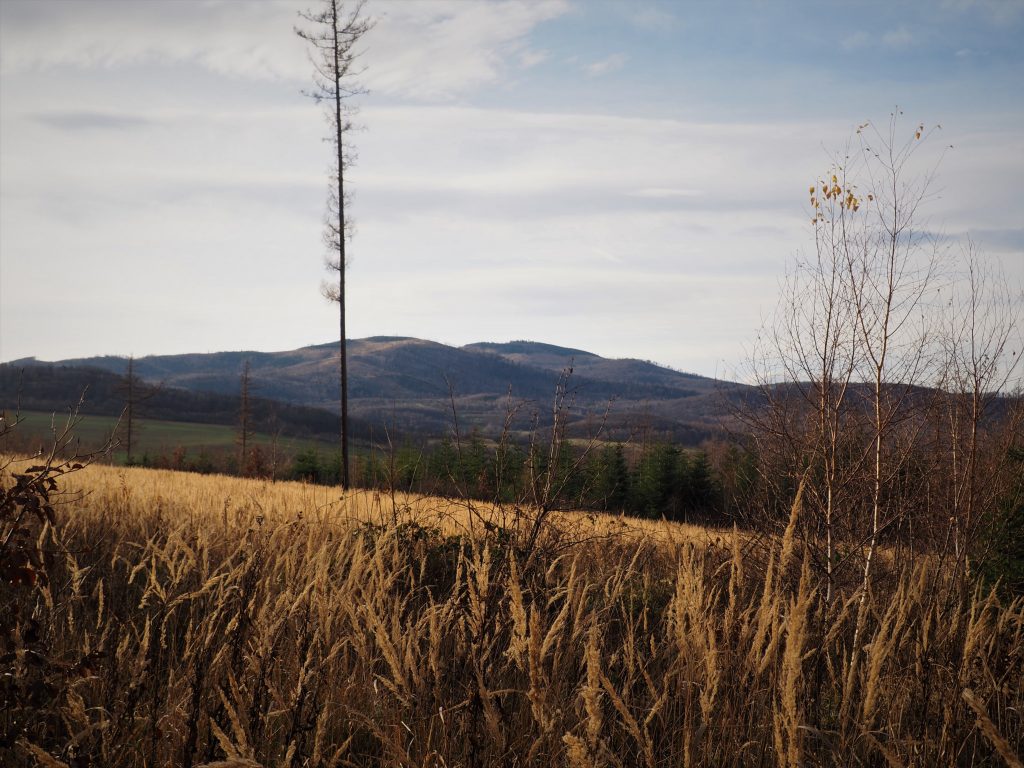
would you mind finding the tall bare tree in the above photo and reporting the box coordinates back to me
[297,0,371,490]
[768,162,862,604]
[118,355,159,465]
[237,359,253,475]
[121,356,138,464]
[845,115,944,598]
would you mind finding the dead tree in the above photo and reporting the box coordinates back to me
[118,356,159,464]
[296,0,372,490]
[237,359,254,475]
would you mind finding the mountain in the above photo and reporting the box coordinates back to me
[6,338,744,444]
[463,340,716,395]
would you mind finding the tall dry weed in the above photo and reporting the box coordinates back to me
[2,463,1021,767]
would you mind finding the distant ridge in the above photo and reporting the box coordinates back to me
[466,340,598,359]
[5,338,743,444]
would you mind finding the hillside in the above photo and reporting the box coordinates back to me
[0,362,370,444]
[464,340,714,393]
[6,337,743,444]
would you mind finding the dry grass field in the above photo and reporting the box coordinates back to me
[3,459,1023,767]
[54,463,728,547]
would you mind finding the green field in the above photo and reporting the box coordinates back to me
[4,409,333,463]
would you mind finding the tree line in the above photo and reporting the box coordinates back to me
[289,436,725,519]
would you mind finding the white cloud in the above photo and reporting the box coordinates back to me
[628,6,677,31]
[0,0,570,101]
[630,187,703,199]
[519,49,550,69]
[841,31,871,51]
[842,26,915,51]
[0,0,303,79]
[585,53,628,76]
[941,0,1024,24]
[881,27,915,49]
[30,109,155,131]
[1,0,1021,375]
[354,106,842,213]
[9,87,1016,373]
[363,0,569,100]
[0,97,835,370]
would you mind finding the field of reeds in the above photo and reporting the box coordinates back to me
[3,461,1022,767]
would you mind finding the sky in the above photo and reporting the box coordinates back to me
[1,0,1022,379]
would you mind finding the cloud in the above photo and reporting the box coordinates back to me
[881,27,914,49]
[963,227,1024,254]
[355,105,835,205]
[841,31,871,51]
[941,0,1024,24]
[2,1,1021,374]
[628,6,677,31]
[585,53,628,76]
[630,187,703,199]
[30,110,154,131]
[842,26,915,51]
[365,0,570,100]
[0,0,570,101]
[0,0,303,79]
[519,49,549,69]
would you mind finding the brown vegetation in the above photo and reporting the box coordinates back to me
[2,461,1021,767]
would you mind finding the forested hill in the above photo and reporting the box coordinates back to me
[6,337,743,444]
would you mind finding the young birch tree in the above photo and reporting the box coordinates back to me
[782,160,862,604]
[939,246,1023,570]
[845,115,944,598]
[744,158,870,605]
[745,115,946,603]
[297,0,371,490]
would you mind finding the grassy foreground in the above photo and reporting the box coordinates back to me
[3,463,1022,767]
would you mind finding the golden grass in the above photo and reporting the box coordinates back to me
[55,461,729,545]
[3,461,1021,767]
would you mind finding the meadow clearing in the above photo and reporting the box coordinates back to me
[9,410,332,469]
[3,458,1022,767]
